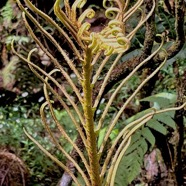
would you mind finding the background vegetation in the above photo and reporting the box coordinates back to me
[0,0,186,185]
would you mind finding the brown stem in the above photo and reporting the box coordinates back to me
[164,0,174,14]
[139,0,156,109]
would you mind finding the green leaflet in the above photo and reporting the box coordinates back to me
[98,127,107,149]
[98,127,119,148]
[147,118,167,135]
[140,92,177,109]
[114,134,148,186]
[154,113,176,130]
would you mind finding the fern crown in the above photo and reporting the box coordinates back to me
[54,0,134,55]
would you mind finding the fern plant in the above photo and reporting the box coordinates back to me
[12,0,186,185]
[0,0,13,26]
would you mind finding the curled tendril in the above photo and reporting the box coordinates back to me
[78,22,91,37]
[103,0,114,9]
[72,0,87,9]
[88,33,100,54]
[108,20,122,29]
[103,44,114,56]
[111,27,122,36]
[71,0,87,21]
[105,7,120,19]
[92,43,101,54]
[89,33,98,48]
[116,35,129,46]
[87,30,130,56]
[67,0,130,55]
[78,8,95,26]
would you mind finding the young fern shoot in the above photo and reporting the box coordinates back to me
[12,0,186,185]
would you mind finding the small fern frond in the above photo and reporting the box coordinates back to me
[113,102,186,185]
[21,12,83,104]
[147,118,168,135]
[0,0,13,25]
[154,112,176,129]
[114,131,148,186]
[142,92,179,133]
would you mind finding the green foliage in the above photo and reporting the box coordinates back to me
[147,118,167,135]
[114,92,177,185]
[141,93,176,108]
[54,109,79,152]
[0,0,34,95]
[115,131,148,186]
[144,93,177,133]
[98,127,119,149]
[0,105,63,186]
[0,0,14,25]
[156,5,175,38]
[6,35,30,46]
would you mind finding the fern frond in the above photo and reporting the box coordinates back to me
[23,128,82,186]
[99,52,168,157]
[16,0,82,81]
[12,0,186,185]
[113,102,186,185]
[97,35,165,131]
[114,132,148,186]
[0,0,13,25]
[23,0,82,58]
[12,44,87,144]
[21,12,83,104]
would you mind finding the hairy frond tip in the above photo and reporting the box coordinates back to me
[53,0,131,56]
[53,0,152,56]
[79,0,131,55]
